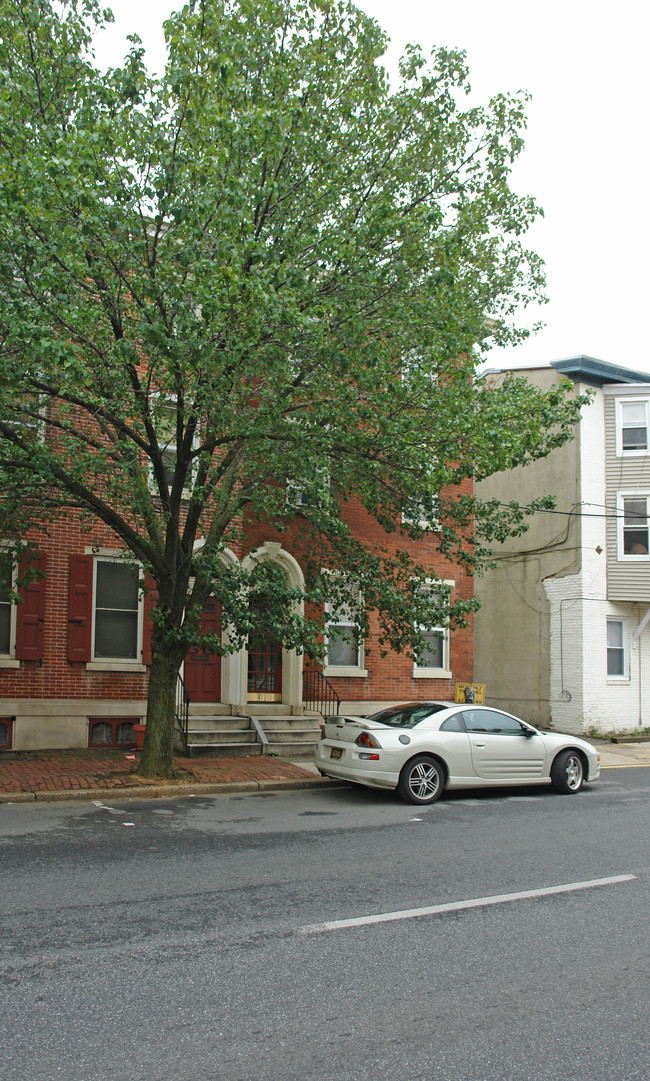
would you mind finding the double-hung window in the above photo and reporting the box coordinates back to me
[149,394,196,498]
[401,495,439,532]
[92,558,141,661]
[0,551,46,666]
[400,460,440,532]
[4,390,45,443]
[0,555,15,657]
[68,554,146,668]
[324,581,366,676]
[607,619,626,678]
[617,398,649,455]
[618,494,650,557]
[286,462,330,510]
[413,583,452,677]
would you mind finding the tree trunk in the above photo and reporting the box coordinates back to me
[138,648,183,780]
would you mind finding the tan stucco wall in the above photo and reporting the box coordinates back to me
[473,367,582,724]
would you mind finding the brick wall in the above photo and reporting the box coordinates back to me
[2,480,474,745]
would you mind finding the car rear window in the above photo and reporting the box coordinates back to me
[366,703,449,728]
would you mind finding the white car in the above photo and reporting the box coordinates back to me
[315,702,600,804]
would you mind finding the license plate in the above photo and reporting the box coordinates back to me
[330,747,343,760]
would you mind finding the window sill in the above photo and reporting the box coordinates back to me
[323,666,368,678]
[86,661,147,673]
[413,668,452,679]
[0,658,20,669]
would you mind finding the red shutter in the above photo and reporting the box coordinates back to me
[142,576,158,665]
[67,555,93,662]
[15,553,46,662]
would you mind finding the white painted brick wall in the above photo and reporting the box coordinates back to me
[545,384,650,733]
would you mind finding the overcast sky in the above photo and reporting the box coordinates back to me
[93,0,650,374]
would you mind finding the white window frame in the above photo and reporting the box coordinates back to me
[400,496,440,532]
[400,458,440,532]
[616,397,650,456]
[0,554,19,667]
[606,618,627,680]
[617,492,650,560]
[6,390,46,442]
[323,578,367,677]
[148,393,197,499]
[90,556,144,666]
[413,580,453,679]
[286,462,330,510]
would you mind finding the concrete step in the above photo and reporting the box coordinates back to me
[187,729,257,745]
[267,741,320,756]
[243,703,298,717]
[185,741,263,758]
[264,728,322,744]
[185,716,252,732]
[185,703,235,717]
[256,717,322,735]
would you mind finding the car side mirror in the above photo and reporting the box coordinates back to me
[520,725,534,738]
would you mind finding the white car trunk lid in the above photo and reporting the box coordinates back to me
[324,717,385,744]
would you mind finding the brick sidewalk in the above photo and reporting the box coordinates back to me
[0,747,318,797]
[3,741,647,803]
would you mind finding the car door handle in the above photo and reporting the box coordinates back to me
[472,741,486,748]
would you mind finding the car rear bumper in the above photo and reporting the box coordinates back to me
[315,741,399,790]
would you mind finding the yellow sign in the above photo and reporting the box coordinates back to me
[455,682,485,705]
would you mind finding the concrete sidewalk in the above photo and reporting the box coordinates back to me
[592,739,650,768]
[1,739,648,804]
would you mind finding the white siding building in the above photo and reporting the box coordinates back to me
[474,356,650,735]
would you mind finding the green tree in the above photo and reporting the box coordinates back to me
[0,0,586,778]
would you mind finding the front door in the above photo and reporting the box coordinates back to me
[248,636,283,702]
[184,599,222,703]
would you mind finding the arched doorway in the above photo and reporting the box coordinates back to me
[183,544,241,707]
[242,543,305,710]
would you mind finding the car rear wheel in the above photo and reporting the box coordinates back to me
[397,755,444,805]
[550,750,584,793]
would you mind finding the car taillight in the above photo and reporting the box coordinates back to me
[355,731,382,749]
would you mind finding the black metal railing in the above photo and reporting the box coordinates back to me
[302,666,341,717]
[176,673,190,751]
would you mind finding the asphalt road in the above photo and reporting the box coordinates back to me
[1,769,649,1081]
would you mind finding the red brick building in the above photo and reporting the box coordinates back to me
[1,484,473,753]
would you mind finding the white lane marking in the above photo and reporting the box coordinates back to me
[300,874,637,934]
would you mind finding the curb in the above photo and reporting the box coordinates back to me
[0,775,332,805]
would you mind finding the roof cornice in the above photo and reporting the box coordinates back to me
[551,355,650,386]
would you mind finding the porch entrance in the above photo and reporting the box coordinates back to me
[183,598,222,703]
[248,636,283,702]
